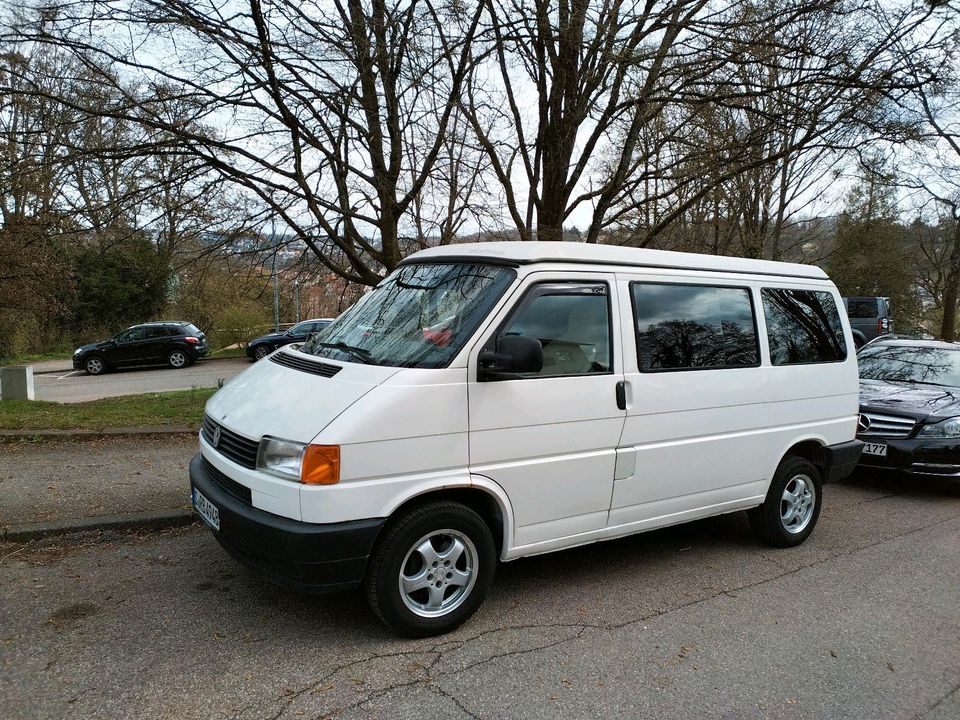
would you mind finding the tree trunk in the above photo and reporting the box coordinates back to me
[941,218,960,342]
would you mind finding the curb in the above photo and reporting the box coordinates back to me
[0,426,197,443]
[29,355,245,375]
[2,509,197,543]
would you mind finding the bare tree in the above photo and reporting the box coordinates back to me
[6,0,486,284]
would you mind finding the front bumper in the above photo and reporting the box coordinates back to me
[189,454,384,593]
[855,436,960,478]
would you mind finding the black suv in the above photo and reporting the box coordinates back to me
[73,322,209,375]
[843,296,894,348]
[245,318,332,361]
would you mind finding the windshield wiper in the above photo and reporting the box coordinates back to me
[310,341,374,364]
[887,378,950,388]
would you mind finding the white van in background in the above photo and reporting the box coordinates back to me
[190,242,863,636]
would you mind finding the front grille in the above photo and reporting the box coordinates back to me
[270,351,342,377]
[201,414,259,468]
[204,458,252,506]
[858,411,917,439]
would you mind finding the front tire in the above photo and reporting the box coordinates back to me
[749,456,822,548]
[84,356,106,375]
[253,345,270,361]
[167,349,189,369]
[364,502,496,638]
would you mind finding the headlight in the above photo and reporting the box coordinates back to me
[256,436,340,484]
[73,348,82,355]
[917,417,960,439]
[256,436,306,480]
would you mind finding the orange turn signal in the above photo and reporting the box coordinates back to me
[300,445,340,485]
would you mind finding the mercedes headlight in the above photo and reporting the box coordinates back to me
[917,417,960,439]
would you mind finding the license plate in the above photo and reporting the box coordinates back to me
[192,487,220,531]
[862,442,888,457]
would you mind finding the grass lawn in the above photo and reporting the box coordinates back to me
[3,351,73,364]
[0,388,216,431]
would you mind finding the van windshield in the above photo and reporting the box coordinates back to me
[302,262,516,368]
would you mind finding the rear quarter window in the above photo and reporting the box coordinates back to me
[762,289,847,365]
[845,298,879,318]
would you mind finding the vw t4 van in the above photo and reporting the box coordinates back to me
[190,242,862,636]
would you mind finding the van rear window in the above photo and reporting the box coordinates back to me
[631,283,759,371]
[762,289,847,365]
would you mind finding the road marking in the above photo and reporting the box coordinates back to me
[56,371,82,380]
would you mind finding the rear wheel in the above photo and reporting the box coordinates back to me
[364,502,496,637]
[749,456,822,547]
[84,356,106,375]
[167,349,189,369]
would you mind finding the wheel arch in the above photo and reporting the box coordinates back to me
[779,437,828,475]
[379,477,514,560]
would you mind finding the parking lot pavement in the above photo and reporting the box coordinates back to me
[31,359,249,403]
[0,436,196,528]
[1,473,958,720]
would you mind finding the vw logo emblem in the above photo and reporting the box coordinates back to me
[857,414,870,433]
[211,425,222,448]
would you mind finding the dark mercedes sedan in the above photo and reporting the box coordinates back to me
[856,338,960,478]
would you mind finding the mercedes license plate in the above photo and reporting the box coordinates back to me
[862,442,888,457]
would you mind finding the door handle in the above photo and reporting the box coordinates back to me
[616,380,627,410]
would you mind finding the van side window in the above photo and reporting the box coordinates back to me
[761,288,847,365]
[500,283,612,376]
[631,283,758,371]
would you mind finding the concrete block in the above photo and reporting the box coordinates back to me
[0,365,35,400]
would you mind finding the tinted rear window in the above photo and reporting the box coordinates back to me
[845,298,879,318]
[183,324,202,336]
[762,289,847,364]
[631,283,759,371]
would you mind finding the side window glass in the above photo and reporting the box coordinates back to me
[118,327,146,342]
[631,283,758,371]
[500,284,612,377]
[761,288,847,365]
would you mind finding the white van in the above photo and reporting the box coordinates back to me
[190,242,862,636]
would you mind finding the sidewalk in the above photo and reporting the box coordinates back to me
[0,434,199,540]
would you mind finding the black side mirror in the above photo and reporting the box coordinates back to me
[478,335,543,381]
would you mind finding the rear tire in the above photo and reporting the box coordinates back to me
[167,349,189,369]
[749,456,822,548]
[364,501,496,638]
[84,356,106,375]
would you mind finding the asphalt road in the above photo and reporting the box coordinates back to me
[31,359,250,403]
[2,472,958,720]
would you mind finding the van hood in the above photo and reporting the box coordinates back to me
[204,349,401,443]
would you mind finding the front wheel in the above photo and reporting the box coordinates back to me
[167,349,189,369]
[749,456,822,548]
[253,345,270,361]
[364,502,496,637]
[84,356,106,375]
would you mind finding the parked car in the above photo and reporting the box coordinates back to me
[73,321,209,375]
[855,337,960,477]
[843,296,894,348]
[245,318,333,361]
[190,242,861,637]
